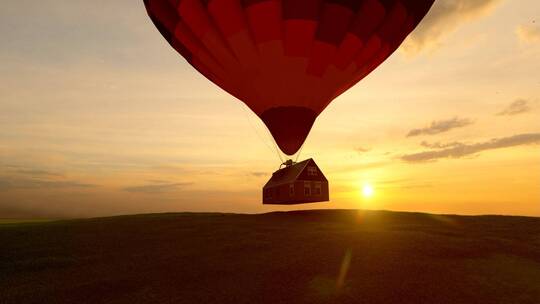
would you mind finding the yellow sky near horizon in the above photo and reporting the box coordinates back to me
[0,0,539,218]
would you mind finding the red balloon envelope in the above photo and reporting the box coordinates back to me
[144,0,434,155]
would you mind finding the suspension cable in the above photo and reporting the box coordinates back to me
[294,143,305,163]
[238,103,283,163]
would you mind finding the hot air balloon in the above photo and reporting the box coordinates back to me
[143,0,435,204]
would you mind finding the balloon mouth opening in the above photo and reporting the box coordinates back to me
[260,106,317,155]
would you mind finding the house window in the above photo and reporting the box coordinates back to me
[314,182,322,196]
[289,184,295,196]
[304,182,311,196]
[307,166,318,176]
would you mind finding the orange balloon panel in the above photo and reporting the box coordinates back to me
[144,0,434,155]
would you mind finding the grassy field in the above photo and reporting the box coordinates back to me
[1,210,540,304]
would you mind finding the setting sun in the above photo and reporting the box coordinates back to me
[362,184,375,198]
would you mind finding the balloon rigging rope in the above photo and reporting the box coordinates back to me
[271,137,285,163]
[238,103,284,163]
[295,143,305,163]
[263,124,284,163]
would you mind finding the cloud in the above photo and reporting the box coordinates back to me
[407,117,474,137]
[420,141,464,149]
[0,178,95,191]
[147,179,171,184]
[402,133,540,162]
[355,146,371,153]
[516,24,540,44]
[402,0,503,55]
[123,182,192,194]
[0,165,63,178]
[0,167,94,191]
[15,169,63,177]
[497,99,533,116]
[250,172,267,177]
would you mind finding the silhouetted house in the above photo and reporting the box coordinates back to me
[263,159,329,204]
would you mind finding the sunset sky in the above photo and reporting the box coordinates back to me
[1,0,539,218]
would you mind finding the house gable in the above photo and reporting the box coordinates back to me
[297,160,328,182]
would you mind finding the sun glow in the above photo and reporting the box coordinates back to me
[362,184,375,198]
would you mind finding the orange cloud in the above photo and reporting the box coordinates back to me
[406,117,474,137]
[402,133,540,162]
[497,99,533,116]
[516,25,540,43]
[403,0,503,55]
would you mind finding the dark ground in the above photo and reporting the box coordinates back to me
[1,210,540,304]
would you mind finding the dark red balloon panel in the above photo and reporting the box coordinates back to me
[144,0,434,155]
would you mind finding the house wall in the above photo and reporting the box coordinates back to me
[263,181,329,204]
[263,184,297,204]
[297,180,329,202]
[278,184,289,201]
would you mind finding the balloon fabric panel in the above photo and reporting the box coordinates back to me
[144,0,434,155]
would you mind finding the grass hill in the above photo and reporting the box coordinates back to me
[1,210,540,303]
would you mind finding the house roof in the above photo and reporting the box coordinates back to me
[264,159,323,188]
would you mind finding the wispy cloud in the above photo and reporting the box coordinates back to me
[15,169,63,177]
[402,133,540,162]
[355,146,371,153]
[516,24,540,44]
[0,178,95,191]
[403,0,503,55]
[123,182,192,194]
[0,165,63,178]
[0,166,93,191]
[497,99,532,116]
[250,172,267,177]
[420,141,464,149]
[407,117,474,137]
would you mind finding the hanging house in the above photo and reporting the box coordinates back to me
[263,159,329,205]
